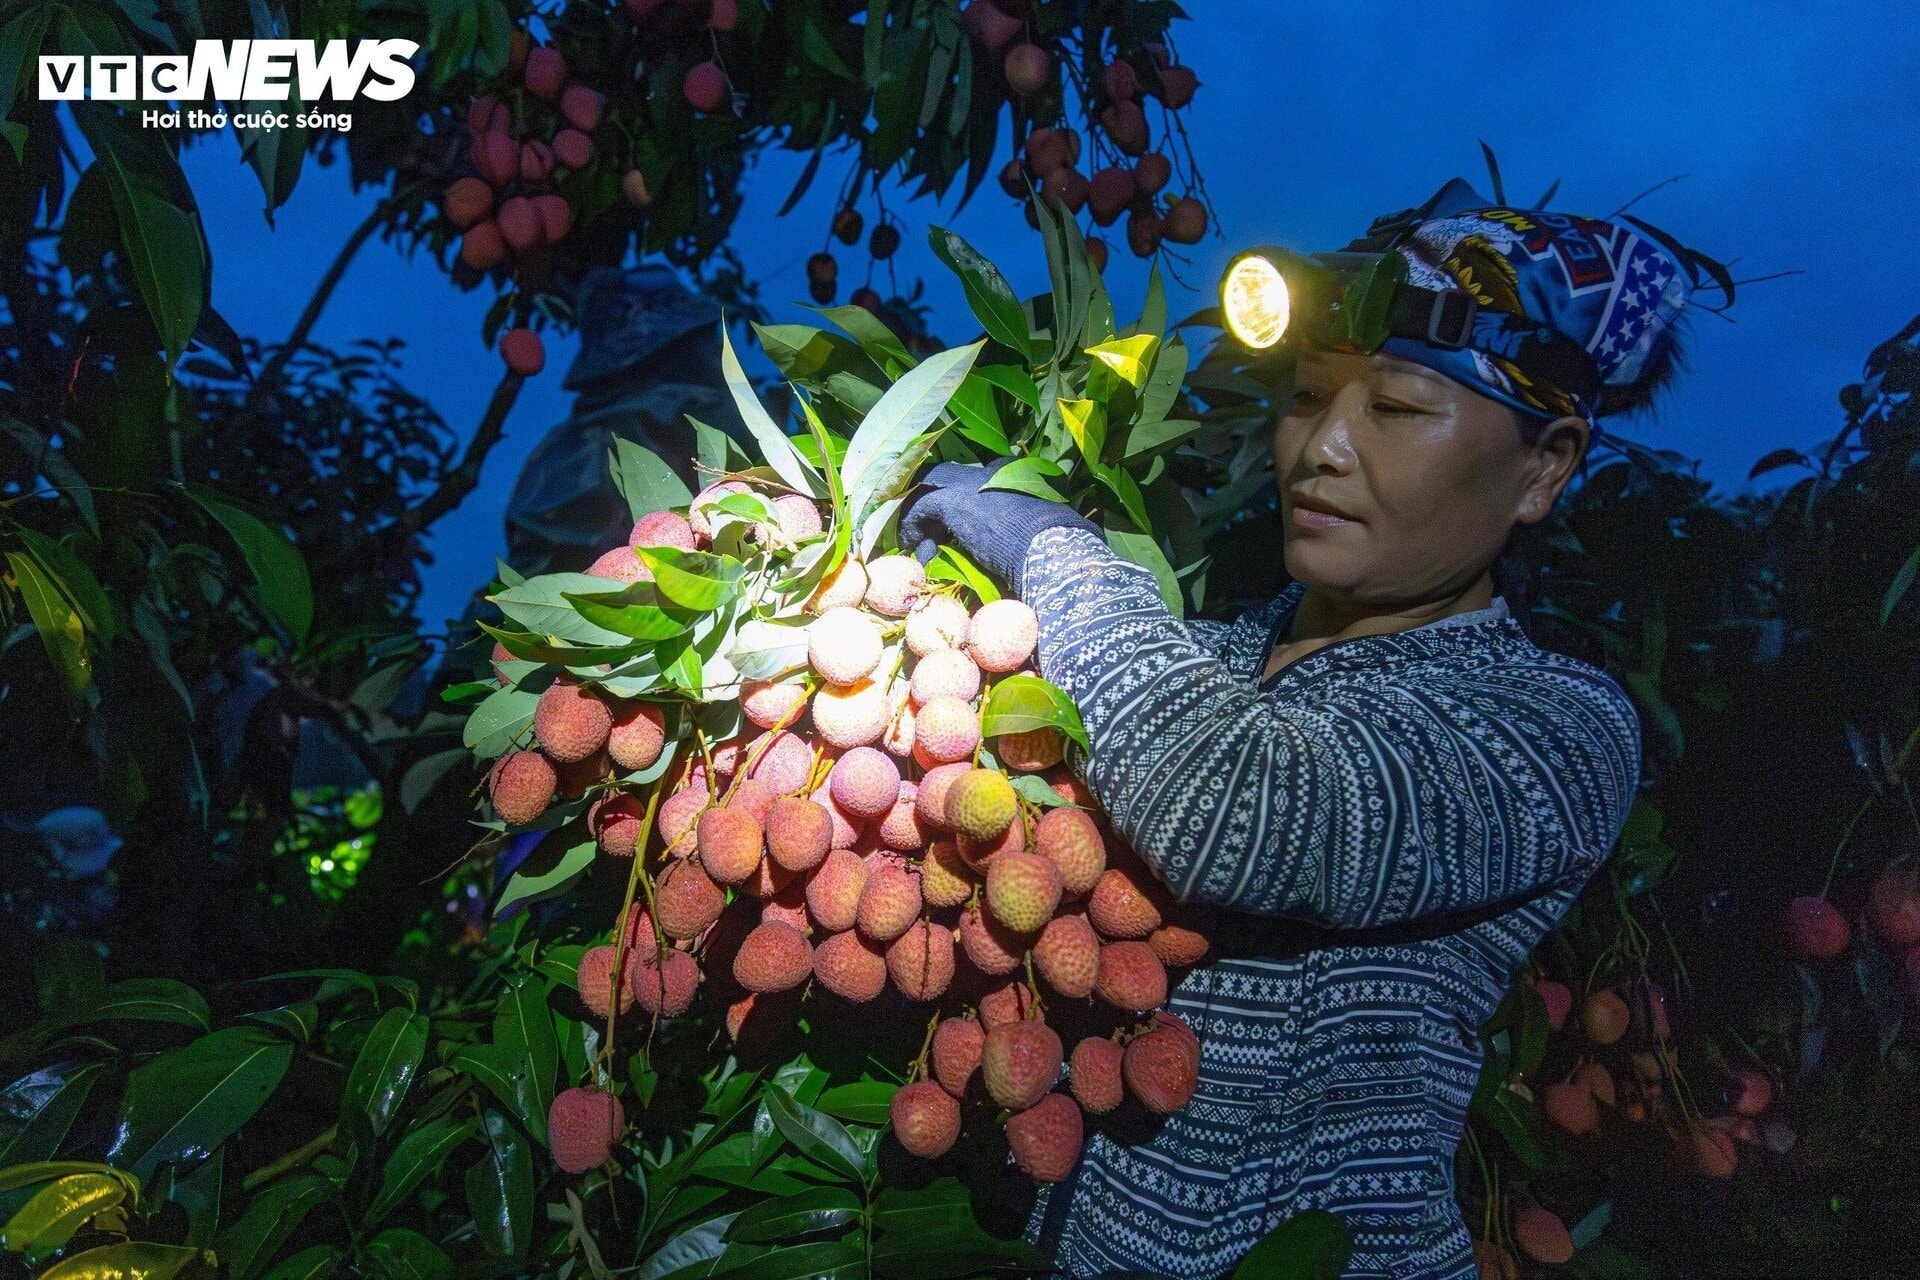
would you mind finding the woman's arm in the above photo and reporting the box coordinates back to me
[1022,527,1641,929]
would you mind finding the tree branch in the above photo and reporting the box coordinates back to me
[397,369,525,536]
[248,189,407,398]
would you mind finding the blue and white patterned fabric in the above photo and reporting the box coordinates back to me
[1018,527,1641,1280]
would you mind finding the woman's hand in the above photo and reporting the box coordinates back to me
[898,461,1096,593]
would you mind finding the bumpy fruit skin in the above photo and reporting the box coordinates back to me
[957,819,1026,870]
[742,679,809,730]
[1150,1011,1201,1073]
[1094,941,1168,1013]
[743,729,813,795]
[762,493,822,544]
[977,980,1036,1031]
[807,557,868,614]
[630,510,696,550]
[1033,913,1100,998]
[445,176,493,228]
[967,599,1038,672]
[1006,1093,1082,1182]
[1003,42,1051,96]
[808,606,885,686]
[1088,869,1163,939]
[932,1017,985,1096]
[1543,1081,1599,1136]
[1785,895,1850,960]
[536,675,613,763]
[958,903,1025,975]
[697,806,764,884]
[655,861,726,939]
[982,1019,1064,1110]
[523,45,566,98]
[560,83,605,131]
[766,796,833,871]
[812,789,864,849]
[945,768,1018,840]
[577,944,635,1017]
[912,696,981,765]
[996,726,1065,772]
[807,848,869,933]
[462,221,508,270]
[1147,922,1209,968]
[734,922,813,993]
[549,1086,624,1174]
[1582,991,1631,1045]
[986,851,1065,933]
[831,747,902,819]
[856,863,923,942]
[878,783,928,851]
[687,481,748,541]
[915,763,972,830]
[630,947,699,1016]
[591,791,645,857]
[882,701,916,758]
[608,702,666,772]
[811,678,890,748]
[553,749,609,799]
[813,930,889,1001]
[1123,1028,1198,1113]
[491,750,557,825]
[659,785,709,854]
[905,595,971,655]
[920,839,976,908]
[891,1079,962,1158]
[863,554,927,616]
[910,648,982,705]
[1036,806,1105,895]
[886,920,956,1000]
[1513,1206,1574,1266]
[1070,1036,1125,1113]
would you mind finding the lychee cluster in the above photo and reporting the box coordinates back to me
[483,475,1212,1181]
[449,35,603,277]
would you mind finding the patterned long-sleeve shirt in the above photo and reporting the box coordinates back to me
[1018,527,1641,1280]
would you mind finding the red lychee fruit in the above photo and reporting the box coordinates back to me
[1869,863,1920,948]
[589,546,643,583]
[961,0,1021,53]
[932,1016,984,1096]
[466,94,506,138]
[1148,1011,1200,1072]
[946,768,1018,841]
[576,944,635,1018]
[1069,1036,1125,1114]
[810,607,884,686]
[811,678,890,749]
[905,595,971,656]
[490,750,556,825]
[1582,990,1631,1045]
[1147,921,1208,968]
[522,46,565,98]
[549,1086,623,1173]
[654,860,726,939]
[445,176,493,228]
[1123,1027,1197,1113]
[1513,1206,1573,1266]
[1543,1081,1599,1136]
[591,791,646,857]
[1161,196,1206,245]
[807,557,868,613]
[606,702,665,773]
[1006,1093,1082,1182]
[1003,43,1051,96]
[553,749,609,800]
[958,902,1026,975]
[915,762,973,831]
[1151,64,1199,108]
[1088,869,1163,939]
[500,326,546,377]
[878,783,928,851]
[811,788,864,850]
[1691,1128,1737,1178]
[1786,895,1850,960]
[890,1079,961,1158]
[920,839,976,909]
[1533,977,1573,1030]
[697,806,764,885]
[560,84,605,132]
[856,862,923,942]
[518,139,554,185]
[912,696,980,765]
[957,818,1027,872]
[981,1018,1063,1110]
[1132,152,1171,196]
[734,921,813,993]
[552,128,593,170]
[1101,60,1138,102]
[708,0,738,29]
[1033,913,1099,999]
[886,920,955,1000]
[1100,100,1148,156]
[911,649,982,705]
[532,193,572,243]
[630,946,699,1017]
[630,509,696,550]
[766,795,833,871]
[807,848,869,933]
[1085,238,1110,273]
[831,747,902,820]
[1575,1061,1616,1107]
[1731,1068,1773,1117]
[683,60,727,111]
[535,675,610,762]
[474,131,520,188]
[1095,941,1167,1013]
[659,785,708,856]
[1126,210,1162,259]
[966,599,1038,672]
[1035,806,1105,897]
[813,930,888,1002]
[986,851,1064,934]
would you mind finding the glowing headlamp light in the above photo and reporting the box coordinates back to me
[1218,247,1477,355]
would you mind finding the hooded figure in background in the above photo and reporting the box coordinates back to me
[503,265,734,578]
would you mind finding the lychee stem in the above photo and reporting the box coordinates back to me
[1021,953,1048,1016]
[600,784,664,1081]
[908,1012,940,1084]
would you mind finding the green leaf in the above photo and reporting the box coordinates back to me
[236,105,305,225]
[711,1240,864,1280]
[728,619,811,682]
[563,581,696,643]
[215,1173,333,1280]
[39,1242,217,1279]
[1882,542,1920,626]
[814,1080,898,1126]
[981,673,1087,749]
[1008,773,1074,810]
[843,341,984,524]
[363,1227,453,1280]
[1086,335,1160,390]
[492,978,557,1143]
[0,417,96,534]
[462,685,536,759]
[465,1110,531,1258]
[1059,397,1108,468]
[15,527,111,643]
[400,748,470,815]
[367,1115,472,1224]
[1140,335,1189,424]
[611,437,694,521]
[259,1245,340,1280]
[946,375,1012,454]
[0,1062,109,1167]
[341,1008,429,1139]
[724,1185,862,1243]
[495,838,597,917]
[491,573,641,647]
[1104,524,1183,615]
[1123,418,1200,460]
[633,547,745,612]
[0,1172,126,1255]
[1229,1210,1355,1279]
[108,1026,293,1184]
[927,227,1031,359]
[971,364,1040,411]
[924,545,1000,604]
[0,1161,131,1197]
[639,1213,740,1280]
[7,550,90,697]
[979,455,1067,504]
[182,483,313,642]
[57,979,209,1033]
[68,100,206,372]
[720,323,821,497]
[761,1084,863,1183]
[812,304,915,374]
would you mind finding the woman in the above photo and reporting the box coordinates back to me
[901,181,1704,1278]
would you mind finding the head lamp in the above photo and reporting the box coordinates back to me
[1218,246,1477,355]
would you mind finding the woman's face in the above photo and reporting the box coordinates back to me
[1271,350,1586,607]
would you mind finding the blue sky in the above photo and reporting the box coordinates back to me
[180,0,1920,632]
